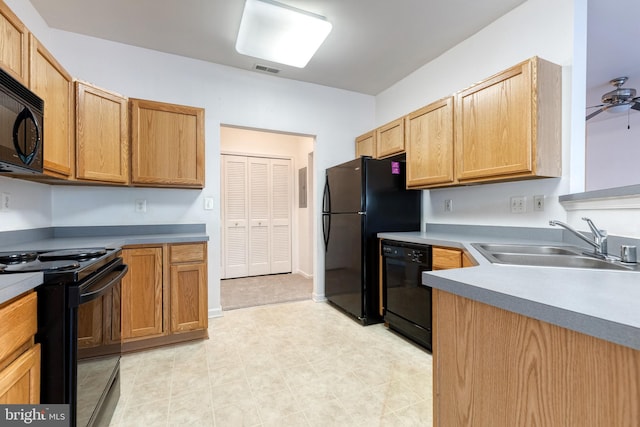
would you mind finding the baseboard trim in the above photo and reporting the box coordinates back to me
[209,307,223,318]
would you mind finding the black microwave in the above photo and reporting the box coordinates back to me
[0,67,44,174]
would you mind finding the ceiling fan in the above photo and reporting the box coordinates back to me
[586,76,640,121]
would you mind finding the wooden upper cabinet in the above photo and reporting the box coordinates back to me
[455,56,561,183]
[355,131,376,158]
[130,98,205,188]
[75,81,129,184]
[406,97,455,188]
[29,35,74,178]
[375,117,405,158]
[0,1,28,84]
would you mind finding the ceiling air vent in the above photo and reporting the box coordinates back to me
[254,64,280,74]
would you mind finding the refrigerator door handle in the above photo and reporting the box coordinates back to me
[358,211,365,215]
[322,178,331,213]
[322,214,330,251]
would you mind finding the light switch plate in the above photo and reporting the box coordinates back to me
[204,197,214,210]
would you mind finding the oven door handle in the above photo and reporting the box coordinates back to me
[80,264,128,304]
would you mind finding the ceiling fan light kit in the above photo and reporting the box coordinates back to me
[586,76,640,121]
[235,0,332,68]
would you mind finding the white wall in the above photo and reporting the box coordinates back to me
[0,176,51,231]
[5,0,375,316]
[220,126,314,278]
[585,113,640,191]
[376,0,577,230]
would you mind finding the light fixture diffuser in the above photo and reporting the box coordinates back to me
[235,0,332,68]
[606,103,631,114]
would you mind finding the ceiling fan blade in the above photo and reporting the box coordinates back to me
[586,103,605,109]
[586,108,605,120]
[631,101,640,112]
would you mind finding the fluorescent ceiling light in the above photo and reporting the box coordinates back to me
[235,0,332,68]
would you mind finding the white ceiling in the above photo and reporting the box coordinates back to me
[587,0,640,121]
[27,0,526,95]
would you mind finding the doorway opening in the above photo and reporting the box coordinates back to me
[220,125,315,310]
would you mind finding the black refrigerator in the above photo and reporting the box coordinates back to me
[322,156,421,325]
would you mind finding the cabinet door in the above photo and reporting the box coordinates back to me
[455,60,533,181]
[355,131,376,158]
[130,98,205,188]
[29,35,74,178]
[122,247,164,339]
[170,263,207,333]
[0,1,28,84]
[76,81,129,184]
[406,97,454,188]
[376,117,405,158]
[0,344,40,404]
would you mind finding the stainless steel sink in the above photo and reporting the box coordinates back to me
[473,243,582,256]
[490,253,633,271]
[471,243,638,271]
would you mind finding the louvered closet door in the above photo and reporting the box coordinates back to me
[222,155,292,278]
[248,158,270,276]
[223,155,249,278]
[270,159,292,274]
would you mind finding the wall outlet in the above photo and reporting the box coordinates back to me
[533,195,545,211]
[444,199,453,212]
[135,199,147,213]
[510,196,526,213]
[1,192,9,212]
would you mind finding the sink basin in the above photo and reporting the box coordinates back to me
[471,243,638,271]
[490,253,633,271]
[473,243,581,256]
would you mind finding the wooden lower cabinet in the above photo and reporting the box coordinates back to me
[170,243,208,333]
[432,289,640,427]
[432,246,474,270]
[122,246,163,339]
[0,292,40,404]
[121,243,208,351]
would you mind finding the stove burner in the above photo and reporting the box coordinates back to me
[0,251,38,264]
[39,248,107,261]
[1,260,81,273]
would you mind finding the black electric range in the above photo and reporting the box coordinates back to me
[0,246,128,427]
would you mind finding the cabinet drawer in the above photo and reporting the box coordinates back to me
[432,247,462,270]
[170,243,206,263]
[0,292,37,364]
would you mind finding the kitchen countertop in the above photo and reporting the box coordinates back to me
[0,232,208,253]
[0,273,43,306]
[0,224,209,305]
[378,229,640,351]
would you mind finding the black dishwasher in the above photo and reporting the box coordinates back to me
[381,240,432,350]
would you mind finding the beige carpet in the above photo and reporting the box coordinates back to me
[221,273,313,310]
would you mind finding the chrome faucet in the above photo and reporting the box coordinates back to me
[549,217,608,257]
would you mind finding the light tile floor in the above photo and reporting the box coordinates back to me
[109,300,433,426]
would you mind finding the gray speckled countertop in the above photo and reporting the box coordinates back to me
[378,229,640,351]
[0,225,209,305]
